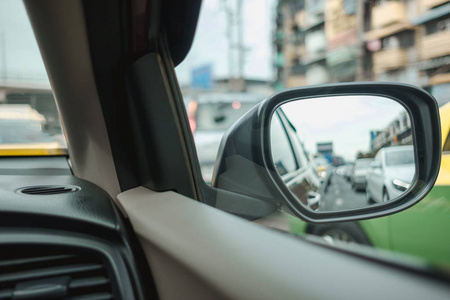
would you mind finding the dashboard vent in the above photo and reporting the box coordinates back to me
[17,185,81,195]
[0,248,114,300]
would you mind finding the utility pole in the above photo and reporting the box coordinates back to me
[355,0,365,81]
[221,0,236,91]
[1,32,6,81]
[221,0,247,92]
[236,0,246,91]
[221,0,235,81]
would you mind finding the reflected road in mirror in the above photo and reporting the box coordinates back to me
[271,95,416,212]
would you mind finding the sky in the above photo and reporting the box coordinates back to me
[1,0,275,86]
[0,0,410,163]
[175,0,276,86]
[281,96,407,162]
[0,0,49,83]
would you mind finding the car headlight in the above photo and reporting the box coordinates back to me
[318,171,327,178]
[316,166,327,178]
[392,179,410,192]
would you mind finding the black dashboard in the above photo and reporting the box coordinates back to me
[0,157,153,300]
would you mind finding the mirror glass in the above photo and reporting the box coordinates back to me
[271,95,415,212]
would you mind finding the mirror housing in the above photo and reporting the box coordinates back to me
[212,82,441,223]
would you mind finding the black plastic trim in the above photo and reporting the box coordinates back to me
[125,53,196,198]
[0,230,135,300]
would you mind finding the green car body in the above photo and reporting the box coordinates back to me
[361,185,450,267]
[289,186,450,267]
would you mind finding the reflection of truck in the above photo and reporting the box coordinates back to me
[316,142,333,163]
[315,142,334,190]
[186,93,265,183]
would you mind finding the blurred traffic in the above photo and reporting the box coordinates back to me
[0,104,66,155]
[187,93,265,183]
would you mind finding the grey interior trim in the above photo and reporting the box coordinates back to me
[254,210,291,232]
[118,186,450,300]
[24,0,121,204]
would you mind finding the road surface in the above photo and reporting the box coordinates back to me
[321,175,367,211]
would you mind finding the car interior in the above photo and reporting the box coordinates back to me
[0,1,449,299]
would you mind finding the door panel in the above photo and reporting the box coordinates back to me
[118,186,450,300]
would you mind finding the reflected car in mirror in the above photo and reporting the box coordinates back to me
[271,109,322,210]
[366,145,416,204]
[351,158,374,192]
[276,94,415,213]
[212,82,440,224]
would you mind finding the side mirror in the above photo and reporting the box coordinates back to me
[212,83,440,223]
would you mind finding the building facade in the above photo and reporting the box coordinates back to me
[274,0,450,106]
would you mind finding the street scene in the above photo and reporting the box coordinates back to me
[0,0,448,298]
[0,0,448,277]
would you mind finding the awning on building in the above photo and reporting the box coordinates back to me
[418,56,450,70]
[430,73,450,85]
[365,23,413,41]
[303,54,326,65]
[412,3,450,25]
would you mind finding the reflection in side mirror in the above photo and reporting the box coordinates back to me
[212,82,440,223]
[370,161,382,169]
[271,95,416,212]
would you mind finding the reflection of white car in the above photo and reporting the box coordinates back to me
[351,158,373,191]
[366,145,415,203]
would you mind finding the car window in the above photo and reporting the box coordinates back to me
[176,0,450,269]
[0,1,66,156]
[385,148,415,166]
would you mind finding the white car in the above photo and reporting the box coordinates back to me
[351,158,373,191]
[366,145,415,203]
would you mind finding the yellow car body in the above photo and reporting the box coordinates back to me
[0,104,67,156]
[436,102,450,186]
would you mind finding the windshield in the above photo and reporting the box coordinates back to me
[386,149,415,166]
[0,1,67,156]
